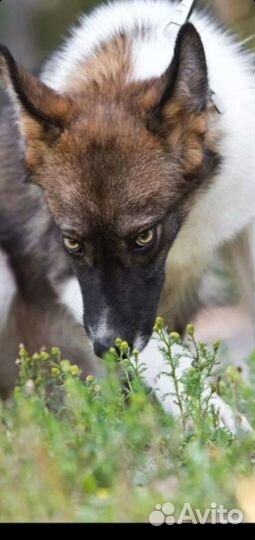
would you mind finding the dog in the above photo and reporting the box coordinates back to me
[0,0,254,429]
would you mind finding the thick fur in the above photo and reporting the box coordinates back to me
[0,1,254,429]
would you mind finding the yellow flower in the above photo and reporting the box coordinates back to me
[60,359,71,372]
[40,351,49,361]
[170,331,181,342]
[19,344,27,357]
[120,340,129,353]
[155,316,164,328]
[70,365,80,376]
[51,347,61,356]
[186,323,195,337]
[97,488,109,499]
[51,367,60,377]
[115,337,122,348]
[153,316,164,333]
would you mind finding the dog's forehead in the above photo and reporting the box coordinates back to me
[50,123,169,222]
[47,148,171,237]
[41,102,181,235]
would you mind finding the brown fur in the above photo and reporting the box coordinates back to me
[21,79,219,240]
[66,34,132,93]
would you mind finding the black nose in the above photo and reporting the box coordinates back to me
[93,341,111,358]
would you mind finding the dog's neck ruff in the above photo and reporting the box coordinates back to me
[168,0,224,114]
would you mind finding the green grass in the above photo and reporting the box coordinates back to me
[0,323,254,523]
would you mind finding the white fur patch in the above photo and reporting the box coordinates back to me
[134,335,147,352]
[91,309,115,345]
[56,280,115,346]
[57,277,84,324]
[0,250,16,332]
[42,0,176,89]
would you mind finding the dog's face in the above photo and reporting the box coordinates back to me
[40,119,183,353]
[0,24,220,355]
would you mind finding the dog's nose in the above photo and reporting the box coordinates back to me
[93,341,111,358]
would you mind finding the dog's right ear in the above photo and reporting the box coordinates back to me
[139,23,209,133]
[0,46,71,169]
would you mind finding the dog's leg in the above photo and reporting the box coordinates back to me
[136,334,252,433]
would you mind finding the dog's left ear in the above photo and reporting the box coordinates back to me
[0,45,71,168]
[146,23,209,129]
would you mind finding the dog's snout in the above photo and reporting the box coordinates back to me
[93,341,111,358]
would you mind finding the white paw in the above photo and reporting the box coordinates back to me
[136,334,253,434]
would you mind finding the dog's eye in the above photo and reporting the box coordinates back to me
[62,236,82,254]
[136,228,155,248]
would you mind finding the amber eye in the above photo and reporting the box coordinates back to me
[63,236,81,254]
[135,228,155,248]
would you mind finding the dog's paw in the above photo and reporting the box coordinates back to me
[136,334,253,435]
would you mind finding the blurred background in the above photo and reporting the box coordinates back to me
[0,0,254,82]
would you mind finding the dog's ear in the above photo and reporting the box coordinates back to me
[145,23,209,130]
[0,46,71,168]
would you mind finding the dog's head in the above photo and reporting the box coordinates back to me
[0,24,220,355]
